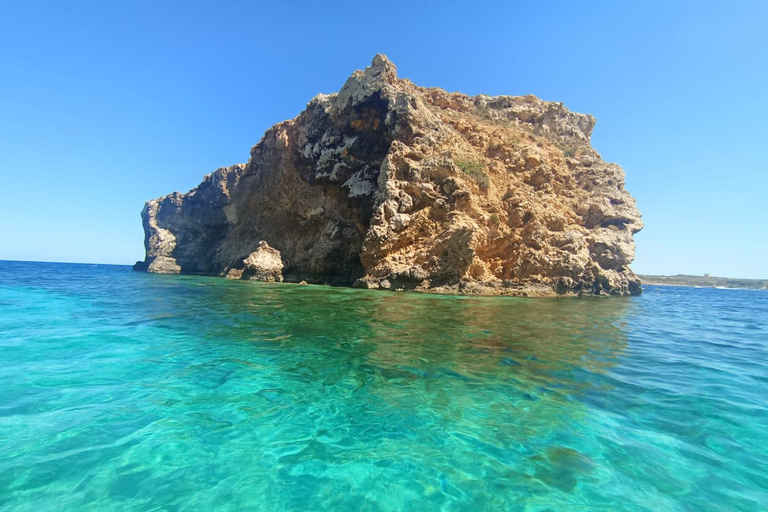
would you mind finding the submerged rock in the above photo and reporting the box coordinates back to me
[134,54,643,296]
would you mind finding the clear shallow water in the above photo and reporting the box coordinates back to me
[1,261,767,511]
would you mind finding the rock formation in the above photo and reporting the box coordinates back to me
[229,241,284,282]
[134,54,643,296]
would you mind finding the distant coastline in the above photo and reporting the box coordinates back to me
[639,274,768,290]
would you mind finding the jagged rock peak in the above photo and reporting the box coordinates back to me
[134,54,643,297]
[370,53,397,75]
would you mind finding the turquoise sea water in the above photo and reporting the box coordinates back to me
[0,261,767,511]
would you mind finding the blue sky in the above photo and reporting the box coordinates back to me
[1,1,766,278]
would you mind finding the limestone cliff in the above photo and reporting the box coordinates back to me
[134,55,643,296]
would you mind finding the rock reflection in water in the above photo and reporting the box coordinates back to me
[130,276,632,508]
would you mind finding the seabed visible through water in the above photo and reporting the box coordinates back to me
[0,261,766,511]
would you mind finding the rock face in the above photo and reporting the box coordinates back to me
[134,55,643,296]
[240,241,284,282]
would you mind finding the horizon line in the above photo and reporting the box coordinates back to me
[1,259,765,281]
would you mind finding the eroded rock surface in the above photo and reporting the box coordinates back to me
[240,241,284,282]
[135,55,643,296]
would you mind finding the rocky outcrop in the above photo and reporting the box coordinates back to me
[238,241,284,282]
[134,55,643,296]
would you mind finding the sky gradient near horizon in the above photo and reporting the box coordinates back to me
[1,1,766,278]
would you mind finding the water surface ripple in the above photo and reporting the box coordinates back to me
[1,261,766,511]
